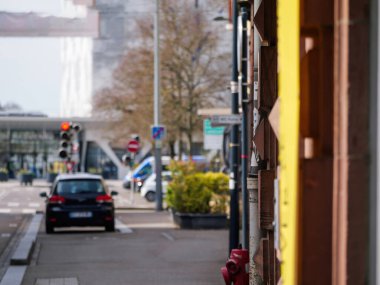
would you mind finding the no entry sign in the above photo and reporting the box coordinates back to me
[127,140,140,153]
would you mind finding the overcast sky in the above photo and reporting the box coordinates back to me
[0,0,61,116]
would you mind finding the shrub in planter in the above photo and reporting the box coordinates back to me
[0,168,8,182]
[88,167,102,175]
[203,172,229,214]
[168,173,213,214]
[46,172,58,183]
[18,170,34,186]
[167,161,229,229]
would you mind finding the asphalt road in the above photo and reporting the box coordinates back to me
[0,180,228,285]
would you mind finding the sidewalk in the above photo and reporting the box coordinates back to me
[105,180,156,210]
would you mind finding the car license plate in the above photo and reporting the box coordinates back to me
[69,212,92,218]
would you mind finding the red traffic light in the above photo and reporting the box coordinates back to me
[61,121,71,131]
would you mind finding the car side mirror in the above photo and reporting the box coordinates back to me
[110,191,118,196]
[40,192,47,198]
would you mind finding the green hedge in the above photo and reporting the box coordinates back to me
[166,161,229,214]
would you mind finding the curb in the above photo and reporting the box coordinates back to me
[10,214,42,265]
[116,207,155,211]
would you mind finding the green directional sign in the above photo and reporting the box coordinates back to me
[204,119,224,136]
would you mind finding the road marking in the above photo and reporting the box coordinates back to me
[28,203,40,208]
[7,203,19,207]
[116,209,156,214]
[161,232,175,241]
[1,233,11,238]
[21,209,36,214]
[0,192,9,201]
[9,224,17,228]
[35,278,79,285]
[0,209,11,214]
[126,222,175,228]
[115,219,133,234]
[0,266,27,285]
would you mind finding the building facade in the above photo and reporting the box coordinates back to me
[230,0,378,284]
[60,0,95,117]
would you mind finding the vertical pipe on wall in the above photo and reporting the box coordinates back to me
[241,6,249,251]
[277,0,300,283]
[229,0,240,252]
[369,0,379,282]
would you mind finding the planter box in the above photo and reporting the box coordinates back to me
[172,212,227,229]
[19,174,34,185]
[46,173,58,183]
[0,172,8,182]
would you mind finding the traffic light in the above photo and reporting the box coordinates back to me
[59,121,72,159]
[122,154,133,167]
[131,134,140,142]
[72,123,81,132]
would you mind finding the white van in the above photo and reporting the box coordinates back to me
[122,156,171,189]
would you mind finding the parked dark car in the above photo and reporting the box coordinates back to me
[40,173,118,234]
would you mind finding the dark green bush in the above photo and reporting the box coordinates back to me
[167,161,229,214]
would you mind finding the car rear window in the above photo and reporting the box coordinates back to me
[56,179,106,195]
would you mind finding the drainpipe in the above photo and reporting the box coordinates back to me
[369,0,379,281]
[229,0,240,253]
[241,5,249,250]
[248,0,263,283]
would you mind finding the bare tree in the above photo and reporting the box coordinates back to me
[94,0,229,155]
[0,102,22,111]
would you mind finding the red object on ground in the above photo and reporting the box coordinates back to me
[221,248,249,285]
[127,140,140,153]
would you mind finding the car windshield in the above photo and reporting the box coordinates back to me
[135,163,152,178]
[56,179,106,195]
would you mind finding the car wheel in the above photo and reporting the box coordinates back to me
[105,221,115,232]
[46,222,54,234]
[145,191,156,202]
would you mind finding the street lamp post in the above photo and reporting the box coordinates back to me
[154,0,163,211]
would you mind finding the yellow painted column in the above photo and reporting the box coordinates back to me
[277,0,300,284]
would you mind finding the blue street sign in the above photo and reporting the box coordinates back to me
[151,125,165,140]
